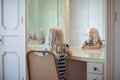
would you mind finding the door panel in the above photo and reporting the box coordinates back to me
[2,52,20,80]
[0,0,25,80]
[3,0,19,30]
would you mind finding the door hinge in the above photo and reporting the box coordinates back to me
[0,36,3,45]
[114,12,117,22]
[21,17,23,24]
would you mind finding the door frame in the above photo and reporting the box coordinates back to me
[105,0,115,80]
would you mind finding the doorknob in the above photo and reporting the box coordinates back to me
[0,38,1,42]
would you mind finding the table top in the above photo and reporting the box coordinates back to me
[69,47,105,62]
[27,44,105,62]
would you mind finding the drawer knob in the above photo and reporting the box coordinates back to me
[94,67,97,71]
[93,79,97,80]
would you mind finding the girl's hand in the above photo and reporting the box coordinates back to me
[82,44,86,48]
[66,48,72,56]
[85,45,91,48]
[84,43,101,49]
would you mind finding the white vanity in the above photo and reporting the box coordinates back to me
[27,43,105,80]
[66,48,105,80]
[87,62,104,80]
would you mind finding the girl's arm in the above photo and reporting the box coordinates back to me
[85,43,101,49]
[66,48,72,56]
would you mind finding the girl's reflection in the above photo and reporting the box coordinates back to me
[82,27,102,49]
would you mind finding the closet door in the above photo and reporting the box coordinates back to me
[0,0,26,80]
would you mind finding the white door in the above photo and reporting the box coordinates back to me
[0,0,26,80]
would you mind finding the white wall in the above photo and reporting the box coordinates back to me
[115,0,120,80]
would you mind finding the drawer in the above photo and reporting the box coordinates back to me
[87,74,103,80]
[87,62,104,74]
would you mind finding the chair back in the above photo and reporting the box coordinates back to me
[27,50,60,80]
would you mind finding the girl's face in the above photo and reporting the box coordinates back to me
[89,30,94,38]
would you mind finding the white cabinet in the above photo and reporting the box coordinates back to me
[87,62,104,80]
[88,74,103,80]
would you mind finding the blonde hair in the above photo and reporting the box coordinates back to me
[45,26,65,55]
[89,27,101,45]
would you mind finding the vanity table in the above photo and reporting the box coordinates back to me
[27,44,105,80]
[66,48,105,80]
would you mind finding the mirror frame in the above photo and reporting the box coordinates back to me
[65,0,115,80]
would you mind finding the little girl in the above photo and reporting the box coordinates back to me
[82,27,102,49]
[43,26,72,80]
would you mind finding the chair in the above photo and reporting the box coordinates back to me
[27,50,60,80]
